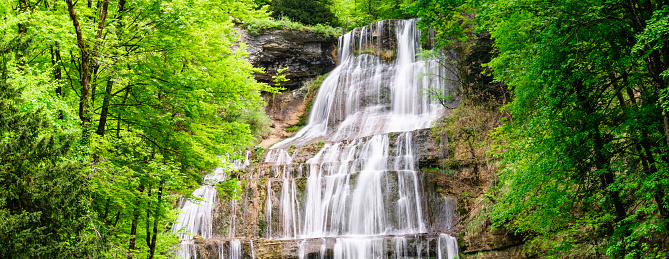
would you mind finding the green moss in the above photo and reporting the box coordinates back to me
[217,179,242,201]
[257,215,265,236]
[298,73,329,125]
[353,47,396,62]
[286,125,303,132]
[421,167,445,174]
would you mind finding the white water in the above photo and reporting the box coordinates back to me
[266,19,459,258]
[273,19,451,148]
[228,239,242,259]
[172,153,249,258]
[172,19,460,259]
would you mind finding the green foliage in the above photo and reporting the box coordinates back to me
[0,56,97,257]
[217,179,242,201]
[299,73,329,126]
[285,125,303,132]
[408,0,474,49]
[331,0,413,29]
[431,92,503,182]
[272,66,290,89]
[0,0,276,257]
[479,0,669,257]
[270,0,337,26]
[414,0,669,257]
[243,17,341,39]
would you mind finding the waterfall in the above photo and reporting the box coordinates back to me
[228,240,242,259]
[269,19,459,258]
[272,19,451,148]
[172,153,249,258]
[172,19,460,259]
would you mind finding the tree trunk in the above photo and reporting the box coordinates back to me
[145,187,152,248]
[617,89,668,218]
[91,0,110,107]
[127,184,145,259]
[593,127,627,221]
[50,42,62,94]
[96,79,113,135]
[66,0,92,140]
[148,181,163,259]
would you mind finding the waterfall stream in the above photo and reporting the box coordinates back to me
[173,19,459,259]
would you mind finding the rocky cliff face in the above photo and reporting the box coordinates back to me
[238,28,338,90]
[178,22,529,259]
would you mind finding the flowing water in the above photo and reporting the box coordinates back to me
[173,19,459,259]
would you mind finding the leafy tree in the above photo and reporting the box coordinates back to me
[412,0,669,257]
[482,0,669,257]
[1,0,275,258]
[271,0,337,26]
[0,35,97,258]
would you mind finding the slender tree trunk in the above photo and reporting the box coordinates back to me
[148,181,163,259]
[128,184,145,259]
[50,42,62,94]
[625,0,669,154]
[113,210,121,227]
[145,187,152,248]
[578,78,626,221]
[97,79,114,135]
[593,127,627,221]
[66,0,92,140]
[90,0,110,108]
[16,0,29,64]
[617,89,668,218]
[103,198,110,223]
[117,86,130,138]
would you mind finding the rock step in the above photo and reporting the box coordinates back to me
[182,233,457,259]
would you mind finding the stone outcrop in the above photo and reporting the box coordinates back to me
[238,28,338,90]
[461,219,529,258]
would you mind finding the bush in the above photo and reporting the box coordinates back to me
[270,0,337,26]
[243,17,341,39]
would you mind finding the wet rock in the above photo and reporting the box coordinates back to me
[461,218,526,257]
[238,29,337,90]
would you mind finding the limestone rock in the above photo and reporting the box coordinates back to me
[238,28,337,90]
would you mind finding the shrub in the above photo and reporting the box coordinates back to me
[270,0,337,26]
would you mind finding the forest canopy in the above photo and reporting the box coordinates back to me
[1,0,274,257]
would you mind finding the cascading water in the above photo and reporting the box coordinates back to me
[264,19,460,258]
[172,19,460,259]
[273,19,450,148]
[172,154,249,258]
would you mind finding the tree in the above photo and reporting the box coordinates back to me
[0,35,97,258]
[483,0,669,257]
[1,0,275,257]
[411,0,669,257]
[271,0,337,26]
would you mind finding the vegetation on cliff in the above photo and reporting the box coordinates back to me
[242,17,341,39]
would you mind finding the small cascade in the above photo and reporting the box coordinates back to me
[172,19,460,259]
[437,234,459,259]
[172,153,249,258]
[249,239,255,259]
[173,167,225,240]
[228,240,242,259]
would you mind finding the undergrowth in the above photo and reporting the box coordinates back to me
[298,73,329,125]
[243,17,342,39]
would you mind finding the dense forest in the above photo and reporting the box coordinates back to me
[1,0,668,258]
